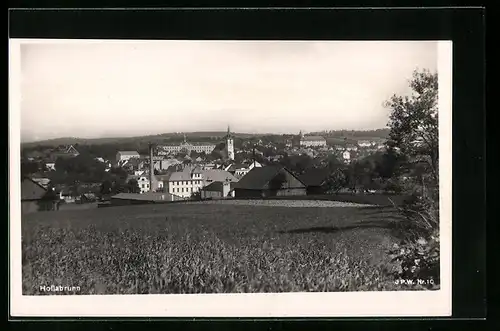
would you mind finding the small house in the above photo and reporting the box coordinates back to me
[200,181,235,200]
[21,177,59,213]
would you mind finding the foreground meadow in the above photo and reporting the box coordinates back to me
[22,202,408,294]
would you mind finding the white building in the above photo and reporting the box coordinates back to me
[136,174,151,194]
[45,162,56,171]
[116,151,140,163]
[299,131,327,147]
[342,150,351,163]
[358,140,374,148]
[165,167,205,198]
[227,161,263,178]
[157,134,216,155]
[162,166,238,199]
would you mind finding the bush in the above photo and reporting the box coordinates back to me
[387,182,440,289]
[387,229,440,289]
[397,183,439,241]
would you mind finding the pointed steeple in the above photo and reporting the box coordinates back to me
[183,133,187,143]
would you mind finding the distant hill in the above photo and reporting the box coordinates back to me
[20,131,265,148]
[21,129,389,149]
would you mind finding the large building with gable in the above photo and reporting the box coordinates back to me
[156,126,235,161]
[298,131,327,147]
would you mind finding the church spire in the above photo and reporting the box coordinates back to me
[183,133,187,143]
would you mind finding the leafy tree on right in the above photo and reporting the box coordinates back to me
[384,69,440,289]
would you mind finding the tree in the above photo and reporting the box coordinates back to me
[385,69,438,183]
[100,180,113,195]
[21,160,40,176]
[385,68,440,249]
[323,168,348,193]
[126,179,141,194]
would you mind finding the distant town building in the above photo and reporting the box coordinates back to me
[157,134,216,155]
[45,162,56,171]
[136,174,151,193]
[116,151,140,163]
[342,150,351,163]
[298,131,327,147]
[358,140,375,148]
[226,161,263,178]
[51,145,80,159]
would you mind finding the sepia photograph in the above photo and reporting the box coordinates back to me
[10,39,452,317]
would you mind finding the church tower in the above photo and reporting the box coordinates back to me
[225,125,235,161]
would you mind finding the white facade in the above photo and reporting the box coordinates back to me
[300,138,327,147]
[45,162,56,171]
[137,175,150,194]
[358,140,374,148]
[298,132,327,148]
[167,172,204,198]
[342,150,351,163]
[158,143,216,155]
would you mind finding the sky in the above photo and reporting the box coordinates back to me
[18,40,437,142]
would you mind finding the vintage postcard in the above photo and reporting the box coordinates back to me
[9,39,452,317]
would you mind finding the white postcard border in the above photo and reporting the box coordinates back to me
[9,39,452,317]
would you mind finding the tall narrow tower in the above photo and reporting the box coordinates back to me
[148,143,157,192]
[225,125,234,161]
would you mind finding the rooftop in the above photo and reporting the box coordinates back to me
[234,165,290,190]
[299,168,333,187]
[117,151,140,156]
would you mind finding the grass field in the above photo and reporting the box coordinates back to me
[22,202,411,295]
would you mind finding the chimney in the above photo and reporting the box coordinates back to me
[253,145,256,168]
[149,143,156,192]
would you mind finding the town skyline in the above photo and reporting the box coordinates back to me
[19,40,437,142]
[21,127,391,144]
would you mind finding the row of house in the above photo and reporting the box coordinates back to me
[21,163,343,212]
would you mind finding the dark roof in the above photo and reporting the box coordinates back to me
[233,165,288,190]
[201,181,224,192]
[117,151,140,156]
[202,169,238,182]
[299,168,333,187]
[21,177,48,200]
